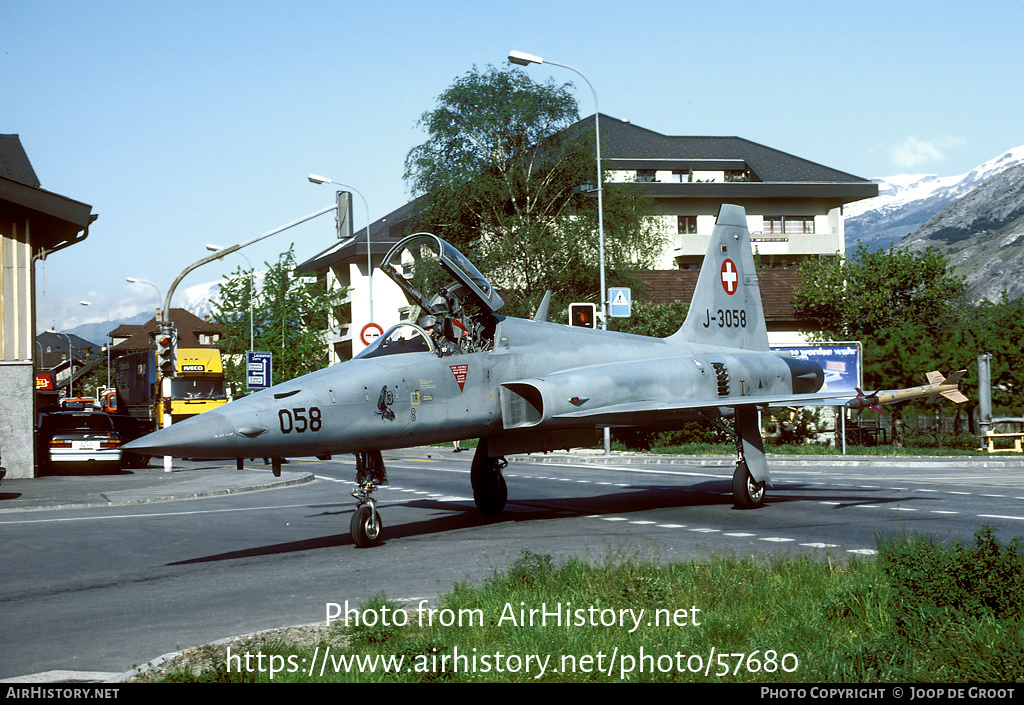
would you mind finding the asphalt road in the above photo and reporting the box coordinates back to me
[2,449,1023,682]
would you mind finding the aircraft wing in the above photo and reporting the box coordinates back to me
[548,369,969,427]
[549,391,856,426]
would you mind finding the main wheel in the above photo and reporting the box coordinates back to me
[471,442,507,515]
[732,461,766,509]
[350,504,384,547]
[473,470,507,515]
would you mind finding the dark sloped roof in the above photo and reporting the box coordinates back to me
[109,308,222,352]
[295,195,426,276]
[579,114,873,184]
[0,134,41,186]
[296,116,875,274]
[0,134,95,254]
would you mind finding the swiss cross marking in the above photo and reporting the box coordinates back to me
[720,259,738,295]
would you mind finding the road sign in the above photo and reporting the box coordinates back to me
[246,351,273,390]
[608,287,631,317]
[360,322,384,346]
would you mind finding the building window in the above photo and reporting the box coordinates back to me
[764,216,815,235]
[677,215,697,235]
[636,169,657,182]
[671,170,690,182]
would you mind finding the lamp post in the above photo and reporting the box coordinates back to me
[307,175,374,323]
[509,50,611,456]
[46,330,73,399]
[126,277,163,315]
[508,50,607,329]
[79,300,108,391]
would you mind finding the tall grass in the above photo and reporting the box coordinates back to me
[150,528,1024,683]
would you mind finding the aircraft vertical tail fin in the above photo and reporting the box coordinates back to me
[668,204,769,351]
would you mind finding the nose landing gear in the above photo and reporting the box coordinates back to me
[350,451,387,548]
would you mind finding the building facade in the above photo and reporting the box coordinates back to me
[297,116,877,361]
[1,135,96,478]
[593,116,877,270]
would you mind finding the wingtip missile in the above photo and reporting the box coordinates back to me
[845,370,969,411]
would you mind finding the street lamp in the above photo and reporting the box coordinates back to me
[80,301,110,390]
[46,329,73,399]
[126,277,163,313]
[508,50,607,330]
[510,50,611,456]
[308,174,374,322]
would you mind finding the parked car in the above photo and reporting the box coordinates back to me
[39,411,123,473]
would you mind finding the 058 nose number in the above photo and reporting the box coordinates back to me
[279,407,323,433]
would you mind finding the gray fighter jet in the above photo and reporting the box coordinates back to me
[125,204,965,547]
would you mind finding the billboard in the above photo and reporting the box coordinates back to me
[770,342,862,396]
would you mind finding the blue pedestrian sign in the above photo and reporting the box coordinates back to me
[608,287,631,318]
[247,351,273,390]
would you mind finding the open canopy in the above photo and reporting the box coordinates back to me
[379,233,504,317]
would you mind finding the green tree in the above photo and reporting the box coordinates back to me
[794,244,971,391]
[957,294,1024,415]
[607,300,689,338]
[211,246,346,395]
[404,64,664,318]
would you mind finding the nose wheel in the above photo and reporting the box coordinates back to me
[350,451,387,548]
[350,500,383,548]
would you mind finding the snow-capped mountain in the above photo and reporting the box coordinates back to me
[66,275,265,345]
[177,279,224,321]
[845,145,1024,251]
[897,162,1024,303]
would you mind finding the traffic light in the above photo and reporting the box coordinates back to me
[336,190,353,239]
[155,325,177,378]
[569,303,596,328]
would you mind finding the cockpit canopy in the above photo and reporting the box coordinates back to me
[353,322,434,360]
[379,233,504,318]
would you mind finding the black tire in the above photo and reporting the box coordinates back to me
[732,461,766,509]
[473,470,507,515]
[350,504,384,548]
[470,442,507,515]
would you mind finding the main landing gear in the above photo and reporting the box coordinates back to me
[732,459,766,509]
[731,405,768,509]
[350,450,387,548]
[471,439,507,515]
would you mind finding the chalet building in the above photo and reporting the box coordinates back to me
[296,115,877,362]
[1,135,96,478]
[108,308,223,357]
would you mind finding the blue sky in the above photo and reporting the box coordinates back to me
[5,0,1022,334]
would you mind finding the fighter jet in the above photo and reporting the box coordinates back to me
[125,204,966,547]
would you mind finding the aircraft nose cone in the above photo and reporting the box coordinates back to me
[124,412,237,457]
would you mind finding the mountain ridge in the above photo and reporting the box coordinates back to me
[845,145,1024,252]
[897,162,1024,303]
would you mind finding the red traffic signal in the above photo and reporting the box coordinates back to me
[569,303,596,328]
